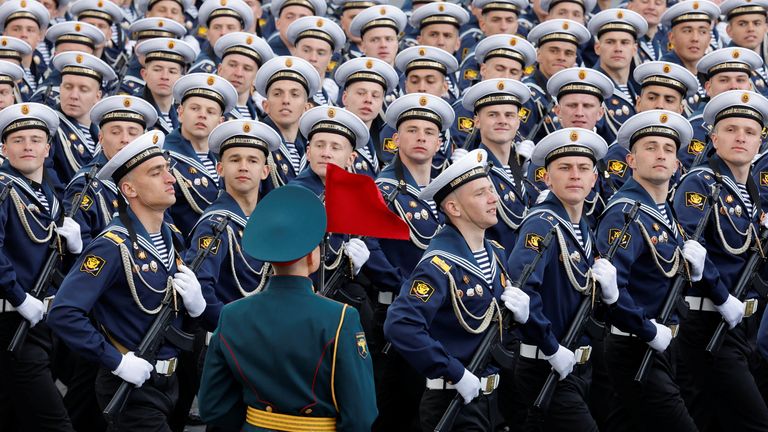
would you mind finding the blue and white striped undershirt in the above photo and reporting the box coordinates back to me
[737,183,753,216]
[472,248,493,285]
[78,124,98,155]
[33,189,49,213]
[572,222,584,248]
[617,83,632,101]
[503,165,517,187]
[196,152,219,184]
[235,105,251,118]
[149,232,169,265]
[24,68,36,92]
[160,112,172,126]
[284,141,302,173]
[36,42,51,66]
[419,185,439,217]
[657,204,671,226]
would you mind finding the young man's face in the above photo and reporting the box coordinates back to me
[712,116,763,167]
[394,118,442,165]
[340,8,363,43]
[121,155,177,210]
[217,146,269,195]
[81,17,113,44]
[627,136,679,186]
[547,2,584,24]
[0,83,16,110]
[4,18,43,49]
[635,85,684,113]
[668,22,711,64]
[275,5,313,43]
[417,23,460,54]
[704,71,752,97]
[292,38,332,79]
[544,155,597,207]
[178,96,224,141]
[341,81,385,124]
[305,131,356,179]
[444,177,499,229]
[217,54,258,97]
[553,93,604,130]
[595,31,636,71]
[536,41,577,78]
[727,14,768,50]
[2,129,49,177]
[405,69,448,97]
[475,104,519,146]
[262,80,309,128]
[207,16,243,48]
[479,10,519,35]
[99,120,144,159]
[60,74,103,121]
[141,60,183,98]
[628,0,666,28]
[147,0,185,24]
[480,57,524,81]
[360,27,399,66]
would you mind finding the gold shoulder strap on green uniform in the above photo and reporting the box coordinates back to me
[330,304,349,414]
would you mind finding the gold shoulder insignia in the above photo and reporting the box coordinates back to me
[607,160,628,177]
[103,231,124,245]
[458,116,474,132]
[608,228,631,249]
[518,107,530,123]
[534,166,546,182]
[524,65,535,76]
[525,233,544,252]
[326,60,337,73]
[763,127,768,139]
[409,279,435,302]
[169,223,182,233]
[463,68,478,81]
[687,139,705,155]
[761,172,768,187]
[383,138,398,154]
[430,256,451,273]
[80,255,106,277]
[198,236,221,255]
[77,193,93,211]
[489,239,504,249]
[685,191,705,210]
[355,332,368,359]
[461,47,469,61]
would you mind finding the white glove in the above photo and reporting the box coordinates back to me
[56,217,83,254]
[501,282,530,324]
[514,140,535,161]
[682,240,706,282]
[16,293,45,327]
[112,351,153,387]
[547,345,576,380]
[535,189,550,205]
[454,368,481,405]
[344,238,370,275]
[591,259,618,305]
[647,319,673,352]
[450,148,469,164]
[714,294,746,329]
[172,265,206,318]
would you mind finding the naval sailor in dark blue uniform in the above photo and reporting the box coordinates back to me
[407,1,469,67]
[337,0,384,63]
[188,0,253,74]
[253,55,321,194]
[0,103,80,432]
[0,0,52,99]
[385,148,531,431]
[0,59,26,113]
[166,72,238,236]
[69,0,129,76]
[718,0,768,98]
[347,4,407,76]
[672,89,768,430]
[0,36,36,101]
[509,128,614,431]
[334,56,399,179]
[596,110,701,431]
[266,0,327,56]
[48,131,210,431]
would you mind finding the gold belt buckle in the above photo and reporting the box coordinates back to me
[575,346,592,364]
[668,323,679,338]
[43,295,55,314]
[165,357,177,376]
[483,374,497,394]
[745,299,759,318]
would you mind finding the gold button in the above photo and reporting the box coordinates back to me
[265,406,273,412]
[305,408,312,414]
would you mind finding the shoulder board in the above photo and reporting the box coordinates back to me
[103,230,125,245]
[489,239,504,250]
[168,223,182,233]
[430,255,451,274]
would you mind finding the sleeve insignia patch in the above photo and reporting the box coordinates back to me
[525,233,544,252]
[410,279,435,302]
[80,255,106,277]
[430,255,451,273]
[534,167,547,182]
[199,236,221,255]
[77,193,93,210]
[762,127,768,139]
[458,117,474,132]
[383,138,398,154]
[685,191,705,210]
[463,68,478,81]
[607,160,628,177]
[761,172,768,187]
[518,107,530,123]
[687,139,705,155]
[608,228,631,249]
[355,332,368,359]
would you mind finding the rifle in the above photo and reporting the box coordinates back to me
[533,201,640,411]
[102,215,230,423]
[634,184,721,382]
[524,96,556,143]
[8,164,99,354]
[434,228,558,432]
[704,227,768,354]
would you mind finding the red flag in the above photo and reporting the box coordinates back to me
[325,163,410,240]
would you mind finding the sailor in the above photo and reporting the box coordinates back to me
[0,0,51,95]
[266,0,327,56]
[348,4,408,68]
[68,0,128,73]
[189,0,253,74]
[0,36,35,101]
[121,17,187,92]
[214,32,274,121]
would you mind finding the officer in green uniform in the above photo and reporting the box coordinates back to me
[198,185,377,431]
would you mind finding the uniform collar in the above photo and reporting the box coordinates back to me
[613,177,676,231]
[292,168,325,197]
[423,223,498,282]
[198,189,249,228]
[263,275,315,293]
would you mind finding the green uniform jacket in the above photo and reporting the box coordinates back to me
[198,275,377,431]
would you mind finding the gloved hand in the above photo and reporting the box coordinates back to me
[501,281,530,324]
[454,368,481,405]
[112,352,153,387]
[16,293,45,327]
[682,240,706,282]
[715,294,746,329]
[56,217,83,254]
[547,345,576,380]
[450,148,469,164]
[172,265,206,318]
[535,189,550,205]
[647,319,673,352]
[344,238,370,275]
[591,259,618,305]
[514,140,535,161]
